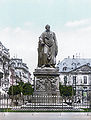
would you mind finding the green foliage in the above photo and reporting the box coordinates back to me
[8,81,33,96]
[18,81,24,93]
[22,83,33,95]
[8,85,21,96]
[59,83,75,97]
[18,81,24,86]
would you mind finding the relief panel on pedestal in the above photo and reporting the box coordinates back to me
[35,77,59,91]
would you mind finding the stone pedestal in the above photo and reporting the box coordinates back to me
[33,67,60,103]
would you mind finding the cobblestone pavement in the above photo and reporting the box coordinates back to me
[0,112,91,120]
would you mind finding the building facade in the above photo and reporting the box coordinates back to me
[9,58,31,86]
[0,41,10,95]
[0,41,32,96]
[57,56,91,103]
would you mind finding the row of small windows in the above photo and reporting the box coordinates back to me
[11,62,21,67]
[63,62,81,66]
[63,62,90,66]
[73,76,87,84]
[64,76,87,84]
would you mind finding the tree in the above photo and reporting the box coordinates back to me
[59,83,75,97]
[8,81,33,95]
[22,83,33,95]
[59,83,76,103]
[8,85,21,106]
[8,81,33,105]
[18,81,24,93]
[8,85,21,96]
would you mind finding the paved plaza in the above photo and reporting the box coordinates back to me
[0,112,91,120]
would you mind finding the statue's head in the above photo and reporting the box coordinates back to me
[45,24,50,31]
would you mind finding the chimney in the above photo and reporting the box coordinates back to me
[73,55,75,59]
[68,56,70,59]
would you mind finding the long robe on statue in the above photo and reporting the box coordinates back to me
[38,27,58,68]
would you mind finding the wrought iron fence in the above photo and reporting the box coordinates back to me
[0,85,91,111]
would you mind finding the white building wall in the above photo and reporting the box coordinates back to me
[59,75,64,84]
[10,58,31,85]
[88,75,91,85]
[0,42,10,95]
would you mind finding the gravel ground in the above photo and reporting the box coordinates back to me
[0,112,91,120]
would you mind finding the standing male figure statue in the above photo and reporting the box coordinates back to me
[38,25,58,68]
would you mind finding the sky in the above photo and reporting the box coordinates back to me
[0,0,91,75]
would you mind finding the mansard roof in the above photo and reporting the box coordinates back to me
[57,57,91,73]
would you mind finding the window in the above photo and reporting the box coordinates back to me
[0,79,1,86]
[84,76,87,84]
[19,72,21,77]
[83,87,87,89]
[73,76,76,84]
[18,63,21,67]
[71,62,74,65]
[64,76,67,85]
[63,67,67,71]
[77,63,80,66]
[11,62,15,67]
[87,63,90,66]
[63,62,66,65]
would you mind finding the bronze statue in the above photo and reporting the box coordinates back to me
[38,25,58,68]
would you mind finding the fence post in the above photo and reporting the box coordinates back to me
[62,95,63,111]
[7,94,8,112]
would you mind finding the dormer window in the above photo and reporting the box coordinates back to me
[71,62,76,66]
[17,63,21,67]
[63,62,66,65]
[11,62,15,67]
[77,63,80,66]
[63,67,67,71]
[87,63,90,66]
